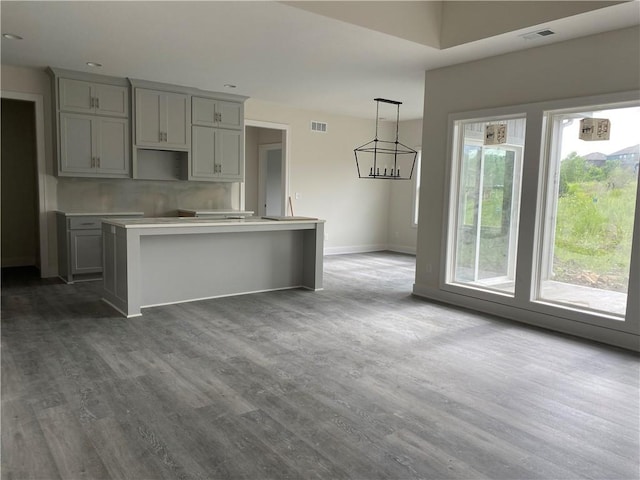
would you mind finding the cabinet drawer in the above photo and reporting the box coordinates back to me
[69,217,103,230]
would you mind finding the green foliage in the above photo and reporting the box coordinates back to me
[554,162,637,292]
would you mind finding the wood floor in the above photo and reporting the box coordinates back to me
[2,252,639,480]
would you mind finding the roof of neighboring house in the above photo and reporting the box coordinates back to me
[584,152,607,161]
[608,144,640,157]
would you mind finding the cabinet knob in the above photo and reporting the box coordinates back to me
[96,97,100,109]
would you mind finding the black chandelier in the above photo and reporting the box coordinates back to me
[354,98,417,180]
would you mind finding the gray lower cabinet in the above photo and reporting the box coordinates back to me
[57,212,143,283]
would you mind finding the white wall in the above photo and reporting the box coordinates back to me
[388,118,423,254]
[245,98,393,254]
[415,26,640,349]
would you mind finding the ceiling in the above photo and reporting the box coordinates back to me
[2,1,639,120]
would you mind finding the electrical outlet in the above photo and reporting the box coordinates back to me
[295,192,300,200]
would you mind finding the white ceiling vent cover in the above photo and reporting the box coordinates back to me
[311,121,328,133]
[520,29,555,40]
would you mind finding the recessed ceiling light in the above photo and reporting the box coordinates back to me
[2,33,23,40]
[224,84,237,89]
[86,62,102,68]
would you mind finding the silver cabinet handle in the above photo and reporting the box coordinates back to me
[91,157,95,168]
[95,97,100,109]
[90,97,94,108]
[159,131,163,142]
[97,157,100,168]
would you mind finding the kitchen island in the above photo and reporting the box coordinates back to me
[101,216,324,317]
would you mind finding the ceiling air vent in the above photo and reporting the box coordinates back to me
[520,29,555,40]
[311,121,327,133]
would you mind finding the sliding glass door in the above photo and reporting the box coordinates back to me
[448,117,525,294]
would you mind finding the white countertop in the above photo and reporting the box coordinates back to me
[178,209,254,217]
[102,216,323,229]
[56,211,144,217]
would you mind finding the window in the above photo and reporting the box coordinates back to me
[447,117,525,294]
[412,150,421,227]
[535,104,639,317]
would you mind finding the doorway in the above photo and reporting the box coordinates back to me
[1,98,39,268]
[259,143,283,216]
[244,120,290,217]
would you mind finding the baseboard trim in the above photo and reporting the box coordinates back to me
[412,283,640,352]
[387,244,417,255]
[324,244,387,256]
[1,256,36,268]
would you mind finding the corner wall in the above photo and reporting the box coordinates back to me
[388,118,423,254]
[245,99,393,254]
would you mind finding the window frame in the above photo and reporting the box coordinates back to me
[411,149,422,228]
[532,100,640,320]
[445,113,526,297]
[440,91,639,336]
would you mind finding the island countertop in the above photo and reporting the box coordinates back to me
[101,215,325,317]
[101,216,323,229]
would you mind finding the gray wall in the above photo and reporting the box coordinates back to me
[1,99,38,266]
[415,26,640,348]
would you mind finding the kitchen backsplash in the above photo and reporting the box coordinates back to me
[56,178,237,216]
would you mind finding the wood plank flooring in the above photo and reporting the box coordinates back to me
[2,252,639,479]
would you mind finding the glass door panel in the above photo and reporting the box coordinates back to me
[449,117,525,294]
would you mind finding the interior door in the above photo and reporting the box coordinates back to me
[259,143,283,216]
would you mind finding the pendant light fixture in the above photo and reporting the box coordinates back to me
[354,98,417,180]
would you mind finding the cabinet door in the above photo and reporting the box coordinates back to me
[94,84,128,117]
[96,117,129,176]
[217,101,243,130]
[192,97,216,126]
[59,79,94,114]
[59,113,95,174]
[191,126,216,179]
[217,128,243,181]
[164,92,189,148]
[135,89,163,146]
[70,230,103,274]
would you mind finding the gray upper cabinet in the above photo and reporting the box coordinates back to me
[60,113,129,176]
[192,97,243,130]
[135,88,189,149]
[59,78,128,117]
[191,126,243,182]
[190,96,244,182]
[50,68,131,178]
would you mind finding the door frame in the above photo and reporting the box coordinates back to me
[243,119,290,215]
[258,142,284,216]
[1,90,50,277]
